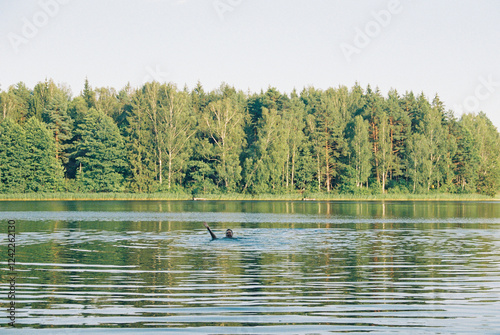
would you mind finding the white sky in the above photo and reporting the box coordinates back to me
[1,0,499,129]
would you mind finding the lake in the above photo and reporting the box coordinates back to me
[1,200,499,334]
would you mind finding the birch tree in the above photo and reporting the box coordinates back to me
[202,94,246,191]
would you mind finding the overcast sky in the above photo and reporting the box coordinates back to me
[1,0,499,129]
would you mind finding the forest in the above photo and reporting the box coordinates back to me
[0,79,499,197]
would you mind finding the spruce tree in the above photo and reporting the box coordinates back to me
[83,78,96,109]
[0,118,27,192]
[452,119,479,192]
[24,117,64,192]
[127,90,157,192]
[74,108,127,192]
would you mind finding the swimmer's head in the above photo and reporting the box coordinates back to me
[225,229,233,238]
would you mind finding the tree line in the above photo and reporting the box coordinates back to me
[1,79,499,196]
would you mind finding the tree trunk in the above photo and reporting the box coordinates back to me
[317,152,321,191]
[168,152,172,189]
[286,151,289,189]
[356,142,360,187]
[55,128,59,160]
[291,149,295,190]
[159,157,162,185]
[413,161,417,193]
[382,169,386,193]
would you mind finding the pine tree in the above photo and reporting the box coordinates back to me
[283,92,306,191]
[364,86,385,191]
[0,79,498,196]
[375,111,394,193]
[385,89,409,186]
[42,90,73,171]
[351,115,371,188]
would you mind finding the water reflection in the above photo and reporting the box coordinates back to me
[0,201,499,333]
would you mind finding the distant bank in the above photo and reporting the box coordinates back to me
[0,192,498,201]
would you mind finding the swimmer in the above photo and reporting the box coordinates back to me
[203,222,233,239]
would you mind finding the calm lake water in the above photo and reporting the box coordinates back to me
[1,200,500,334]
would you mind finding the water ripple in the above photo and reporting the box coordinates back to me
[2,210,500,224]
[1,201,499,334]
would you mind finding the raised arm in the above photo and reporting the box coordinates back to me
[203,222,217,239]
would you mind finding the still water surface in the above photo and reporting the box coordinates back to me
[1,200,499,334]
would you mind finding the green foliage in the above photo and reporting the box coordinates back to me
[0,117,64,192]
[201,87,246,192]
[42,89,73,170]
[1,82,32,123]
[185,160,217,195]
[467,113,500,196]
[350,115,371,188]
[294,145,316,191]
[29,79,58,120]
[0,79,499,197]
[83,78,96,109]
[24,117,65,192]
[243,107,287,194]
[126,89,157,192]
[0,118,27,192]
[74,109,127,192]
[452,119,479,192]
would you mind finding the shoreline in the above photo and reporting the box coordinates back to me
[0,192,498,202]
